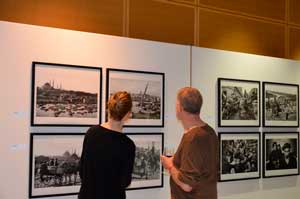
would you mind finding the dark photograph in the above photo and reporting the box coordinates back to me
[31,62,102,126]
[29,133,84,198]
[218,78,260,127]
[107,69,164,127]
[263,82,299,127]
[263,132,299,178]
[266,139,297,170]
[219,132,260,181]
[126,133,163,190]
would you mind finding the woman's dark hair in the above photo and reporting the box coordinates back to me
[107,91,132,121]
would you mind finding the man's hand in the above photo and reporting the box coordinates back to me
[160,155,174,170]
[160,155,192,192]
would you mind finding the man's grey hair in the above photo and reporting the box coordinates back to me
[177,87,203,114]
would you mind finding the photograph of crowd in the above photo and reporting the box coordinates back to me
[219,78,260,127]
[264,132,299,178]
[263,82,298,127]
[107,69,164,127]
[32,62,102,126]
[219,132,260,181]
[126,133,163,189]
[29,133,84,197]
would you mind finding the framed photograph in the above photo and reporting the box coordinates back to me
[31,62,102,126]
[29,133,84,198]
[125,133,164,190]
[106,68,165,127]
[263,82,299,127]
[219,132,261,182]
[218,78,260,127]
[263,132,299,178]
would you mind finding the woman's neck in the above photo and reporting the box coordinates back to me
[101,119,123,133]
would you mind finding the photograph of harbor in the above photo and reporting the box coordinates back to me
[107,69,164,127]
[31,62,102,126]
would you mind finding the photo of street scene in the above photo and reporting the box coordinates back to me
[30,134,84,197]
[32,63,101,125]
[127,133,163,189]
[221,85,258,120]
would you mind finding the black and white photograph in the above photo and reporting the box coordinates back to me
[31,62,102,126]
[219,132,260,181]
[106,68,164,127]
[126,133,163,190]
[263,82,299,127]
[263,132,299,178]
[29,133,84,198]
[218,78,260,127]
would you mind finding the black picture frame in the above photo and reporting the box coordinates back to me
[262,82,299,127]
[31,62,102,126]
[106,68,165,127]
[218,78,260,127]
[218,132,261,182]
[263,132,299,178]
[125,133,164,190]
[29,133,85,198]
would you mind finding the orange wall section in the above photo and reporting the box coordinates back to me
[129,0,195,45]
[198,9,285,58]
[1,0,300,59]
[289,27,300,59]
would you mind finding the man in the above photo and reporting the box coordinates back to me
[279,143,297,169]
[161,87,218,199]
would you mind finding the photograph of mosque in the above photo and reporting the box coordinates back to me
[29,133,84,198]
[31,62,102,126]
[106,68,165,127]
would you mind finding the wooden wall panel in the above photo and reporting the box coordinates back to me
[76,0,124,36]
[34,0,82,29]
[172,0,196,5]
[290,0,300,25]
[199,0,286,21]
[0,0,36,24]
[289,27,300,59]
[198,9,285,58]
[129,0,195,45]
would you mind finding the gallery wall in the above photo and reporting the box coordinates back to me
[191,47,300,199]
[0,20,189,199]
[1,20,300,199]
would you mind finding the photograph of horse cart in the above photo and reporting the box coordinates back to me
[29,133,84,198]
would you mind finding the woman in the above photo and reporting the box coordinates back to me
[78,91,136,199]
